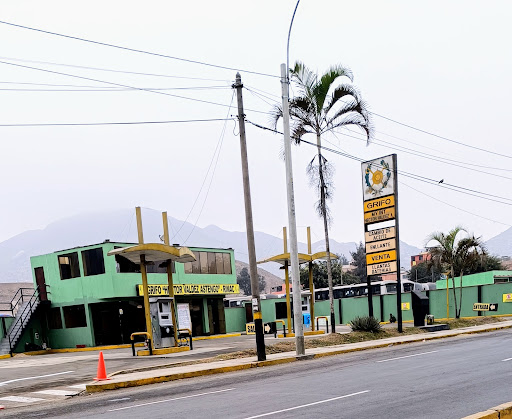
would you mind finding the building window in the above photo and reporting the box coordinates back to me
[223,253,231,274]
[184,252,232,275]
[275,302,287,319]
[81,248,105,276]
[58,252,81,280]
[147,261,174,274]
[207,252,217,274]
[63,305,87,328]
[47,307,63,329]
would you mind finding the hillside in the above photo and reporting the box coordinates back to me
[0,209,422,283]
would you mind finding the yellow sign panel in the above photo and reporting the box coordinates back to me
[401,302,410,311]
[363,195,395,213]
[366,238,396,254]
[366,250,397,266]
[473,303,490,311]
[367,261,397,276]
[504,294,512,303]
[365,227,396,243]
[246,323,256,335]
[364,207,396,224]
[137,283,240,297]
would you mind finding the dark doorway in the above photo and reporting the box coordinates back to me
[91,301,145,346]
[207,298,226,335]
[34,267,48,301]
[189,300,204,337]
[245,302,253,323]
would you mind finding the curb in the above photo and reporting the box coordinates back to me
[86,322,512,393]
[192,333,242,341]
[462,401,512,418]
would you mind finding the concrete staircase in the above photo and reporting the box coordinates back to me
[0,291,40,356]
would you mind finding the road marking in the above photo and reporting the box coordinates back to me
[502,357,512,362]
[0,396,46,403]
[243,390,370,419]
[376,350,439,363]
[0,371,74,386]
[35,389,78,396]
[108,388,235,411]
[108,398,131,402]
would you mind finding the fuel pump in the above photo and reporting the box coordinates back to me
[149,297,174,349]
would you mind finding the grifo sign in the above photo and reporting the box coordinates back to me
[137,283,239,296]
[362,155,399,277]
[361,154,402,329]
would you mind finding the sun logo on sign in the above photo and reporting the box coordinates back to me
[364,159,392,197]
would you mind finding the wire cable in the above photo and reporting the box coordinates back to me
[0,59,269,114]
[0,56,232,82]
[371,112,512,160]
[0,20,279,78]
[400,181,511,227]
[245,119,512,206]
[172,91,235,242]
[0,118,234,127]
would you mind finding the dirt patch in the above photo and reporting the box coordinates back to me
[436,316,511,329]
[213,327,426,360]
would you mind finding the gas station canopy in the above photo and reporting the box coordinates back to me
[107,243,196,264]
[256,252,338,266]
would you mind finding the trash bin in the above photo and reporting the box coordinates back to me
[303,313,311,327]
[426,315,435,325]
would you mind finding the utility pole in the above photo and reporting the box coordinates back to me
[280,63,305,356]
[233,73,266,361]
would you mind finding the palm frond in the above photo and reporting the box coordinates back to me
[323,84,361,117]
[313,65,353,114]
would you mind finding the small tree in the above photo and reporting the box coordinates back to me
[237,267,266,296]
[350,242,366,283]
[427,227,485,318]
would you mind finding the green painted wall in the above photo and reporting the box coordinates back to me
[436,271,512,289]
[481,283,512,315]
[27,242,237,349]
[225,307,246,333]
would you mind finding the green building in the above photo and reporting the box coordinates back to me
[436,270,512,289]
[25,241,237,349]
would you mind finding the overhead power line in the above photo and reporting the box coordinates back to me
[371,112,512,160]
[0,118,233,127]
[0,60,268,114]
[0,20,279,78]
[400,181,511,227]
[244,119,512,206]
[0,56,232,82]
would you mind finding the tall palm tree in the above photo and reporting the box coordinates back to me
[272,61,373,332]
[427,227,485,318]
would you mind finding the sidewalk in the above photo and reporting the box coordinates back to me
[86,320,512,393]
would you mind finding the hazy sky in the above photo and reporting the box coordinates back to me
[1,1,511,250]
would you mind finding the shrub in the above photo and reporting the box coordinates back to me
[350,316,382,333]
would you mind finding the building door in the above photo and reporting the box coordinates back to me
[34,267,48,301]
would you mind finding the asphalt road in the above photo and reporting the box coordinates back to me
[0,334,270,395]
[2,329,512,418]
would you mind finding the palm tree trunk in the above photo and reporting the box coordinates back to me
[451,267,459,319]
[317,134,335,333]
[458,271,463,319]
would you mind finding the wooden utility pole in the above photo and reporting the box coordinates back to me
[233,73,266,361]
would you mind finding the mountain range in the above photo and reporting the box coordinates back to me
[0,208,510,284]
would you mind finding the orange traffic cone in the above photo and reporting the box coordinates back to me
[93,351,110,381]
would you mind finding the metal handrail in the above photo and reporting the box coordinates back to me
[5,286,41,356]
[316,316,329,334]
[130,332,152,356]
[274,320,286,338]
[177,328,193,350]
[0,287,36,317]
